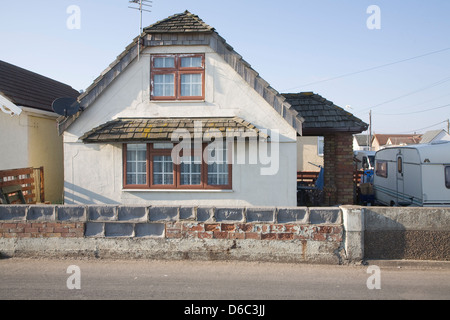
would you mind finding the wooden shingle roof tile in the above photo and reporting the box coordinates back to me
[80,117,268,143]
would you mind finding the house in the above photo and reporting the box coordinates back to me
[282,92,368,205]
[353,134,371,151]
[59,11,303,207]
[419,129,450,144]
[372,134,421,151]
[296,136,324,172]
[0,60,79,203]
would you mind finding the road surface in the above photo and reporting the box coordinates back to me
[1,258,449,301]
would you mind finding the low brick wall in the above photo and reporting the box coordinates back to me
[0,205,344,264]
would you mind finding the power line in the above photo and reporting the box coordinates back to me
[375,103,450,116]
[357,75,450,113]
[394,120,447,134]
[282,47,450,92]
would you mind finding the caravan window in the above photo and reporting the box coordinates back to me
[376,161,388,178]
[446,166,450,189]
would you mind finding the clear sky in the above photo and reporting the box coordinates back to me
[1,0,449,135]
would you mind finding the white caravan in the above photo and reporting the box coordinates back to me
[373,141,450,207]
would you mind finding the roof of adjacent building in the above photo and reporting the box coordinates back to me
[282,92,368,135]
[0,60,79,113]
[419,129,447,144]
[373,133,422,146]
[80,117,268,143]
[59,10,303,135]
[354,134,371,147]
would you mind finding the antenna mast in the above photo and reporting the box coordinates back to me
[128,0,153,60]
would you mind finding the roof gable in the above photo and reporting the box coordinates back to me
[0,60,79,113]
[58,11,303,136]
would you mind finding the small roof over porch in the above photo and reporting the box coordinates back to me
[283,92,368,206]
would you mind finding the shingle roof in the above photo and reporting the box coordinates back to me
[419,129,444,144]
[80,117,268,143]
[282,92,368,135]
[354,134,370,147]
[0,60,79,113]
[373,134,422,146]
[144,10,214,33]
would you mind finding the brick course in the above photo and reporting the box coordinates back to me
[0,222,84,238]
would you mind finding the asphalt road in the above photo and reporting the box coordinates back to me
[0,258,449,301]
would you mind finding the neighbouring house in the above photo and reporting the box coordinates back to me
[419,129,450,144]
[0,60,79,203]
[296,136,324,171]
[353,134,371,151]
[372,134,422,151]
[59,11,303,207]
[282,92,368,205]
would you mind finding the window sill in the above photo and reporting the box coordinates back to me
[122,189,233,193]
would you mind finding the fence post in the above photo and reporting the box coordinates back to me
[39,167,45,203]
[341,205,364,262]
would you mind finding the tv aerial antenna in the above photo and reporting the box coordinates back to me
[128,0,153,60]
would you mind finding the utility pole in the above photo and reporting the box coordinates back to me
[369,110,373,150]
[447,119,449,134]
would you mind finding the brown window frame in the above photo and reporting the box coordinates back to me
[150,54,205,101]
[123,142,232,190]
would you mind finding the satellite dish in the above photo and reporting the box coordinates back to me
[52,97,80,117]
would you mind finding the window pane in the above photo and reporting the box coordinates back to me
[180,74,202,97]
[153,143,174,150]
[446,166,450,189]
[126,144,147,185]
[153,155,173,185]
[181,56,202,68]
[376,161,388,178]
[154,57,175,68]
[208,147,228,185]
[180,156,202,185]
[154,74,174,96]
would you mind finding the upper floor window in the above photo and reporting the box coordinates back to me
[151,54,205,101]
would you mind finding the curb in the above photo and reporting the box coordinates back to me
[364,259,450,270]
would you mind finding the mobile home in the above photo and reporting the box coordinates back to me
[373,141,450,207]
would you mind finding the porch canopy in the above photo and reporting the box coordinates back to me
[80,117,269,143]
[282,92,368,205]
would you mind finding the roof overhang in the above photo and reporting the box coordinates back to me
[0,94,22,116]
[80,117,270,143]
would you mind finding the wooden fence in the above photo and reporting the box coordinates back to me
[0,167,44,204]
[297,169,365,186]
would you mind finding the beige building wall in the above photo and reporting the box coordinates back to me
[297,136,324,172]
[28,113,64,204]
